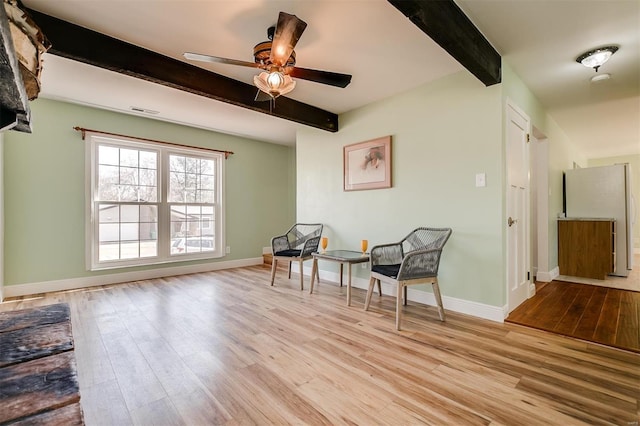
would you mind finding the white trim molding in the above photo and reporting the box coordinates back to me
[536,266,559,283]
[2,257,263,300]
[298,265,506,323]
[263,246,272,255]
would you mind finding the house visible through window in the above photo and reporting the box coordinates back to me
[86,134,225,270]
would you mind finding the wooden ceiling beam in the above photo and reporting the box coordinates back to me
[0,3,31,132]
[388,0,501,86]
[26,8,339,132]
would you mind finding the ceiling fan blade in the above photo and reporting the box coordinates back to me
[270,12,307,67]
[254,89,272,102]
[184,52,261,69]
[287,67,352,88]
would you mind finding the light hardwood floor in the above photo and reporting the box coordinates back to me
[2,265,639,425]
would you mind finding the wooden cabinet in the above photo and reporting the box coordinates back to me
[558,219,616,280]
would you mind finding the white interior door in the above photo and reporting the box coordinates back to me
[506,101,531,313]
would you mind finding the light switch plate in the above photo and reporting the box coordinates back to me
[475,173,486,187]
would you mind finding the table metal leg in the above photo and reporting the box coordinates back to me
[339,264,344,287]
[347,263,352,306]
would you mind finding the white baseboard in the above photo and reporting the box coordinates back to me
[263,246,272,255]
[297,264,506,323]
[536,266,559,283]
[4,256,517,324]
[2,257,264,300]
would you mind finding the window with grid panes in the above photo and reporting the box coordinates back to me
[86,134,225,270]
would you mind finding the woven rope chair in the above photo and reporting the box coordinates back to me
[270,223,323,290]
[364,227,452,330]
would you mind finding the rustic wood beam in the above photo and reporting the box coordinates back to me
[387,0,501,86]
[26,8,339,132]
[0,3,31,132]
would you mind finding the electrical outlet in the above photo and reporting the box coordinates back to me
[225,246,231,254]
[361,263,367,269]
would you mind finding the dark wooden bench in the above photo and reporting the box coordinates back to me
[0,303,84,425]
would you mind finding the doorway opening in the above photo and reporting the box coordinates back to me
[530,128,550,284]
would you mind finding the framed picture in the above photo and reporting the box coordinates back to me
[343,136,392,191]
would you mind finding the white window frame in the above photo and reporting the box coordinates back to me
[86,133,225,270]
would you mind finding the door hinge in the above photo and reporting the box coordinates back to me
[527,271,531,280]
[526,133,530,143]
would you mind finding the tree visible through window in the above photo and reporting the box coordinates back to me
[168,154,216,255]
[96,145,159,261]
[87,135,225,270]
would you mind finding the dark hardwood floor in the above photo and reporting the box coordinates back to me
[506,280,640,353]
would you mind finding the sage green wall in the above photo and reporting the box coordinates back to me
[287,144,297,228]
[589,154,640,248]
[297,71,505,306]
[501,63,586,272]
[3,98,295,286]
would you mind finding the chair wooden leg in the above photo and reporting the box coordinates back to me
[396,282,403,331]
[288,261,292,279]
[377,279,382,296]
[299,259,304,290]
[432,279,446,321]
[270,259,278,286]
[364,277,376,311]
[309,259,317,294]
[403,286,408,306]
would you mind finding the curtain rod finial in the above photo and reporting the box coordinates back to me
[73,126,86,140]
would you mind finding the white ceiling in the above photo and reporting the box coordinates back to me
[458,0,640,158]
[25,0,640,158]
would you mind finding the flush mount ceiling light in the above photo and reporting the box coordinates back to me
[576,46,619,72]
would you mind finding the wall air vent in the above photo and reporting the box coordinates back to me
[130,106,160,115]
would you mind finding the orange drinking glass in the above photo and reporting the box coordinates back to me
[361,239,368,255]
[321,237,328,252]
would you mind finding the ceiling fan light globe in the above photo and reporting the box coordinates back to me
[278,77,296,96]
[267,71,285,89]
[254,72,296,98]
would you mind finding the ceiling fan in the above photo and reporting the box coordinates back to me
[184,12,352,101]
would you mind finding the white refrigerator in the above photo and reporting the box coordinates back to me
[564,164,636,277]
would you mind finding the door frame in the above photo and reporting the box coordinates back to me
[531,128,550,287]
[505,98,532,315]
